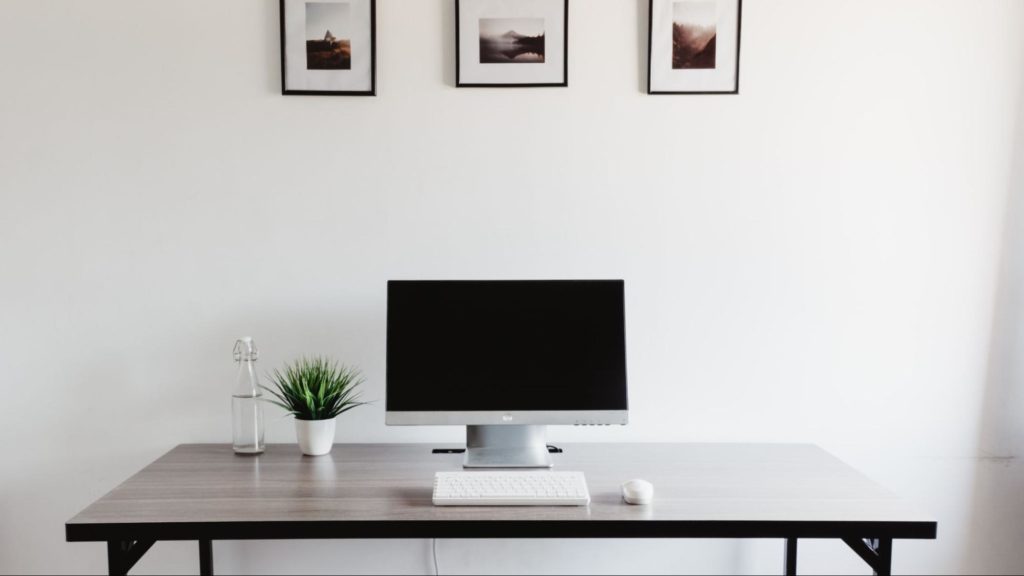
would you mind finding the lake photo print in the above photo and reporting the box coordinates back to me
[456,0,568,87]
[479,18,545,63]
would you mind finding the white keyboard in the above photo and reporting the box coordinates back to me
[433,471,591,506]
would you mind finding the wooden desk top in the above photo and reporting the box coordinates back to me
[66,443,936,542]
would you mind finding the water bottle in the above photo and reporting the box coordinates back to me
[232,337,265,454]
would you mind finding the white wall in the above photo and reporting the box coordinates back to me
[2,0,1023,574]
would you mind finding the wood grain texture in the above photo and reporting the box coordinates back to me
[66,443,936,542]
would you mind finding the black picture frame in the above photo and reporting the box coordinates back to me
[280,0,377,96]
[647,0,742,95]
[456,0,569,88]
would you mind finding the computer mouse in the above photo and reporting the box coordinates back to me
[621,479,654,505]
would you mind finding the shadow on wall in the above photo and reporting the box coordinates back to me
[442,0,456,87]
[637,0,650,93]
[265,0,282,94]
[967,87,1024,572]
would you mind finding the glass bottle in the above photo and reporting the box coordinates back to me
[232,337,265,454]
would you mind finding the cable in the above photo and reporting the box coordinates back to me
[432,538,439,575]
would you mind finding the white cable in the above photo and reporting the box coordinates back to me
[432,538,440,575]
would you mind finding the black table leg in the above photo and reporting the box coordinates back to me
[873,538,892,576]
[784,538,798,575]
[842,537,893,575]
[106,540,155,576]
[107,541,125,576]
[199,540,214,576]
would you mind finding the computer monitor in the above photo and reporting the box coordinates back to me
[386,280,628,468]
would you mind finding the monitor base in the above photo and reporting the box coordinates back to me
[464,425,553,469]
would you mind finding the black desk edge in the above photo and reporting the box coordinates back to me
[67,519,938,542]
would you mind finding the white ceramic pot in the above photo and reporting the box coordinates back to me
[294,418,336,456]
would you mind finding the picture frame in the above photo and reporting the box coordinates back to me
[647,0,742,95]
[456,0,569,88]
[280,0,377,96]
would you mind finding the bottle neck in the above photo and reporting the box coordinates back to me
[235,358,260,397]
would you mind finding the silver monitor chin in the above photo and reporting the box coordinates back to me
[386,412,629,469]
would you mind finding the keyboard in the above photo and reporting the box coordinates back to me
[433,471,591,506]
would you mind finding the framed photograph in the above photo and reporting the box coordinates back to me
[456,0,569,88]
[280,0,376,96]
[648,0,741,94]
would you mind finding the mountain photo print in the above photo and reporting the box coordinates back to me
[672,1,716,69]
[648,0,741,94]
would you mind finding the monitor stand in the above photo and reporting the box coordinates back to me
[464,425,553,469]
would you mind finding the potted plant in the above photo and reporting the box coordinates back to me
[262,357,367,456]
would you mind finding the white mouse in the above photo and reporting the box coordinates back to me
[621,479,654,505]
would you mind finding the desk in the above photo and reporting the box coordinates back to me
[66,443,936,575]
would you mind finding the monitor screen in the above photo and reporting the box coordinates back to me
[386,280,628,414]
